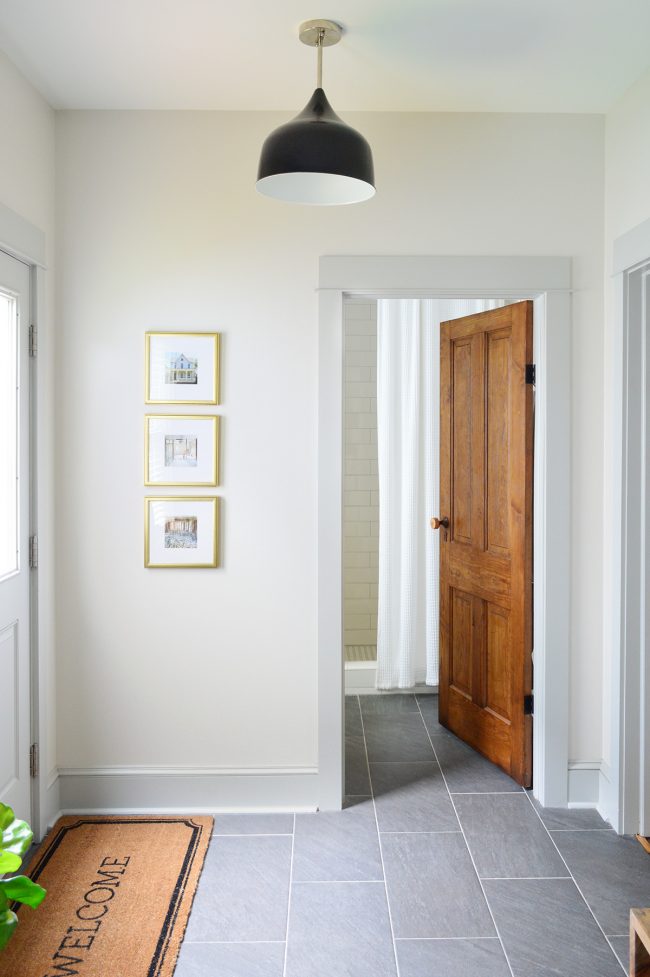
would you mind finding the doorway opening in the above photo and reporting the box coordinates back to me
[317,256,571,812]
[343,297,533,786]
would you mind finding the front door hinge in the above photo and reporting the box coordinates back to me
[524,694,534,715]
[29,743,39,778]
[525,363,536,386]
[29,535,38,569]
[29,322,37,358]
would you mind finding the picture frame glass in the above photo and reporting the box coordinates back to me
[146,415,219,486]
[146,333,219,404]
[146,498,218,567]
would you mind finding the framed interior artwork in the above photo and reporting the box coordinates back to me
[145,415,220,486]
[145,497,219,568]
[145,331,220,405]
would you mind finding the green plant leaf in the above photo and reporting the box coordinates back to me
[0,851,21,873]
[1,817,32,858]
[0,908,18,951]
[0,806,14,832]
[0,876,46,908]
[0,889,7,912]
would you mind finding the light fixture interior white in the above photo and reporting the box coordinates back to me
[256,172,376,206]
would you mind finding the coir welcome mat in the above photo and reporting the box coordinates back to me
[0,815,213,977]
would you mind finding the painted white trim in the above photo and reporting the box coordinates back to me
[613,216,650,276]
[568,760,603,810]
[58,765,318,777]
[318,255,572,811]
[0,202,46,268]
[57,765,318,814]
[607,223,650,835]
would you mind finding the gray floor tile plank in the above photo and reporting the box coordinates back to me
[293,796,382,882]
[286,881,397,977]
[608,937,630,975]
[484,878,625,977]
[454,793,569,878]
[553,830,650,935]
[382,832,495,938]
[360,693,420,715]
[184,835,292,942]
[345,694,363,734]
[345,731,371,794]
[396,938,511,977]
[415,694,446,735]
[363,711,435,762]
[370,761,459,832]
[175,942,285,977]
[529,795,612,831]
[213,813,294,835]
[432,733,522,793]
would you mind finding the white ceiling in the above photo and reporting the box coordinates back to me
[1,0,649,113]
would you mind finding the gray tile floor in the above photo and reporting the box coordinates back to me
[176,693,650,977]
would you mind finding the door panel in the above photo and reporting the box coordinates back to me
[0,250,31,820]
[439,301,533,787]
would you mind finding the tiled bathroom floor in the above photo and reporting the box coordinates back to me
[176,694,650,977]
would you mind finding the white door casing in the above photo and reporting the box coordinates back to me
[317,256,571,813]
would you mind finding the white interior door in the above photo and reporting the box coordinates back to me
[0,250,31,821]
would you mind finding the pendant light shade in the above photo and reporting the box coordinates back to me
[256,20,375,206]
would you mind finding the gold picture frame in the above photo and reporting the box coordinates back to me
[145,331,220,405]
[144,415,220,487]
[144,497,219,568]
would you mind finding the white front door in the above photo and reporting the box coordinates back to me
[0,250,32,821]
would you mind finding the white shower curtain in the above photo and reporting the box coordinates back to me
[376,298,506,689]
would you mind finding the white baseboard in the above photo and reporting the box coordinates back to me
[567,760,603,810]
[57,765,319,814]
[344,661,437,695]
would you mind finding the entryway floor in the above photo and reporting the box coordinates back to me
[176,694,650,977]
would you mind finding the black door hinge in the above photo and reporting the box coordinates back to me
[525,364,536,385]
[524,694,534,715]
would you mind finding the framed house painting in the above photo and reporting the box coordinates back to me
[145,497,219,568]
[145,415,220,487]
[145,332,220,405]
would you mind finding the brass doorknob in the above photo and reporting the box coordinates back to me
[430,516,449,530]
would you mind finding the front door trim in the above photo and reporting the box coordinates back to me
[317,255,571,811]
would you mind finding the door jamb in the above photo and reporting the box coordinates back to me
[604,217,650,834]
[317,255,572,811]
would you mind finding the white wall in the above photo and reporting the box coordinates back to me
[55,110,605,802]
[0,51,57,830]
[601,66,650,806]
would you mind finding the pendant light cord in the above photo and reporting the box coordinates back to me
[317,28,324,88]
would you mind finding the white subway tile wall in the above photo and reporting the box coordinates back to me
[343,300,379,661]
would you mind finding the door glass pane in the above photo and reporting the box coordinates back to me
[0,290,17,578]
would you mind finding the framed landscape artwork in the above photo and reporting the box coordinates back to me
[145,332,220,404]
[145,497,219,568]
[145,415,220,486]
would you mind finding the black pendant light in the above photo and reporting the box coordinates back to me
[256,19,375,206]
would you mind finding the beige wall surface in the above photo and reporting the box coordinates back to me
[54,109,605,772]
[0,52,57,790]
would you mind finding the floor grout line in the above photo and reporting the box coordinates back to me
[281,812,296,977]
[414,697,517,977]
[393,936,500,941]
[378,829,462,835]
[521,788,627,974]
[358,696,402,977]
[480,875,571,881]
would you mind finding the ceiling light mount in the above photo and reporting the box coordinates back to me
[256,18,375,206]
[298,19,343,48]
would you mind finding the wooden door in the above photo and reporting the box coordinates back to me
[437,301,533,787]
